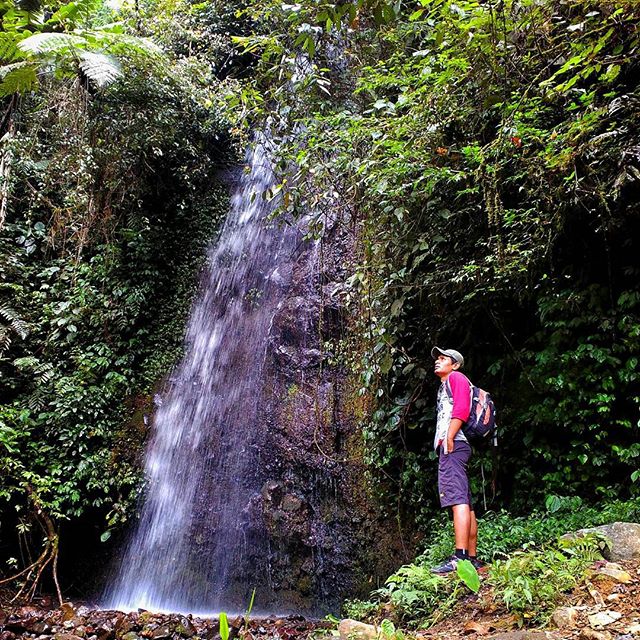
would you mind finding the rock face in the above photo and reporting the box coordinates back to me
[254,211,412,614]
[568,523,640,561]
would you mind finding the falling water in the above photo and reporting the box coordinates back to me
[104,137,306,615]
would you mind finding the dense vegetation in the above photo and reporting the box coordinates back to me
[0,0,234,597]
[231,0,640,523]
[1,0,639,610]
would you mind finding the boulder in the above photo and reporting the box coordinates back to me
[338,620,378,640]
[568,522,640,561]
[551,606,578,629]
[587,610,622,627]
[579,630,611,640]
[594,562,633,584]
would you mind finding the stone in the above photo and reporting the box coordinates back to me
[482,632,548,639]
[60,604,76,623]
[625,623,640,634]
[176,618,196,638]
[120,632,139,640]
[579,630,611,640]
[595,563,633,584]
[151,625,173,640]
[338,619,378,640]
[552,606,579,629]
[282,494,303,512]
[0,632,16,640]
[588,611,622,627]
[54,634,85,640]
[568,522,640,561]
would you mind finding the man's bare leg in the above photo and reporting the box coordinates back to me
[452,503,471,551]
[469,509,478,557]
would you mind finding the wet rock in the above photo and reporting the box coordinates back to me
[261,480,283,506]
[176,618,196,638]
[337,620,378,640]
[60,604,76,622]
[32,621,53,634]
[282,494,304,512]
[150,625,173,640]
[120,633,139,640]
[54,634,85,640]
[579,630,612,640]
[552,606,579,629]
[588,611,622,627]
[568,522,640,561]
[0,631,17,640]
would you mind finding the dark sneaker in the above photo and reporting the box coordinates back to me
[431,555,460,574]
[471,557,487,571]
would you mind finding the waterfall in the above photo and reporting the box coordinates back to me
[104,137,306,615]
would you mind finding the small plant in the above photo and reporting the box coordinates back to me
[455,560,480,594]
[488,534,604,626]
[219,612,229,640]
[243,588,256,631]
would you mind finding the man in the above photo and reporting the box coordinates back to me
[430,346,481,574]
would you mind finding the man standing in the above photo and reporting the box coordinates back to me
[430,346,481,574]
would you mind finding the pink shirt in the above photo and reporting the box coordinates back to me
[434,371,471,451]
[449,371,471,422]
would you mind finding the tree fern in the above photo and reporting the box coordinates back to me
[78,51,122,87]
[0,61,37,97]
[18,32,86,56]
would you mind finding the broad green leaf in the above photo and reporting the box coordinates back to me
[456,559,480,593]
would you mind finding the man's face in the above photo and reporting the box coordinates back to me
[434,354,458,378]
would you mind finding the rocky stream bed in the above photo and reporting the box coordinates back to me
[0,604,328,640]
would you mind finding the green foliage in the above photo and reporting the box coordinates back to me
[346,554,480,627]
[415,496,640,567]
[455,559,479,594]
[0,0,236,589]
[488,534,604,626]
[229,0,640,522]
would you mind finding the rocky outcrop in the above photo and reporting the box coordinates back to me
[565,523,640,561]
[254,211,413,614]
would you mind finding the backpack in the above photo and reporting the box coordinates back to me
[446,378,498,446]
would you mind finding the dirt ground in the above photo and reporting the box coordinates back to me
[1,560,639,640]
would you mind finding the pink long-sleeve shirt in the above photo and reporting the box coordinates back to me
[434,371,471,452]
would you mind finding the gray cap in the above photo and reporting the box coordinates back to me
[431,346,464,368]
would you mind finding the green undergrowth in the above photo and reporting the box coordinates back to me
[345,498,637,628]
[417,495,640,567]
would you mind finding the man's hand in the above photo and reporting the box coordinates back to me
[446,418,464,454]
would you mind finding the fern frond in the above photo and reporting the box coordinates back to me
[18,32,85,56]
[0,327,11,352]
[78,51,122,87]
[0,305,30,340]
[0,33,21,62]
[0,63,37,96]
[13,356,40,370]
[88,30,164,57]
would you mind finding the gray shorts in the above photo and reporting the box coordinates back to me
[438,440,474,509]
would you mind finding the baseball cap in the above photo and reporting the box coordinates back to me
[431,346,464,368]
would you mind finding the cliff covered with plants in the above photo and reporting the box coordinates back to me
[230,0,640,525]
[0,0,236,596]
